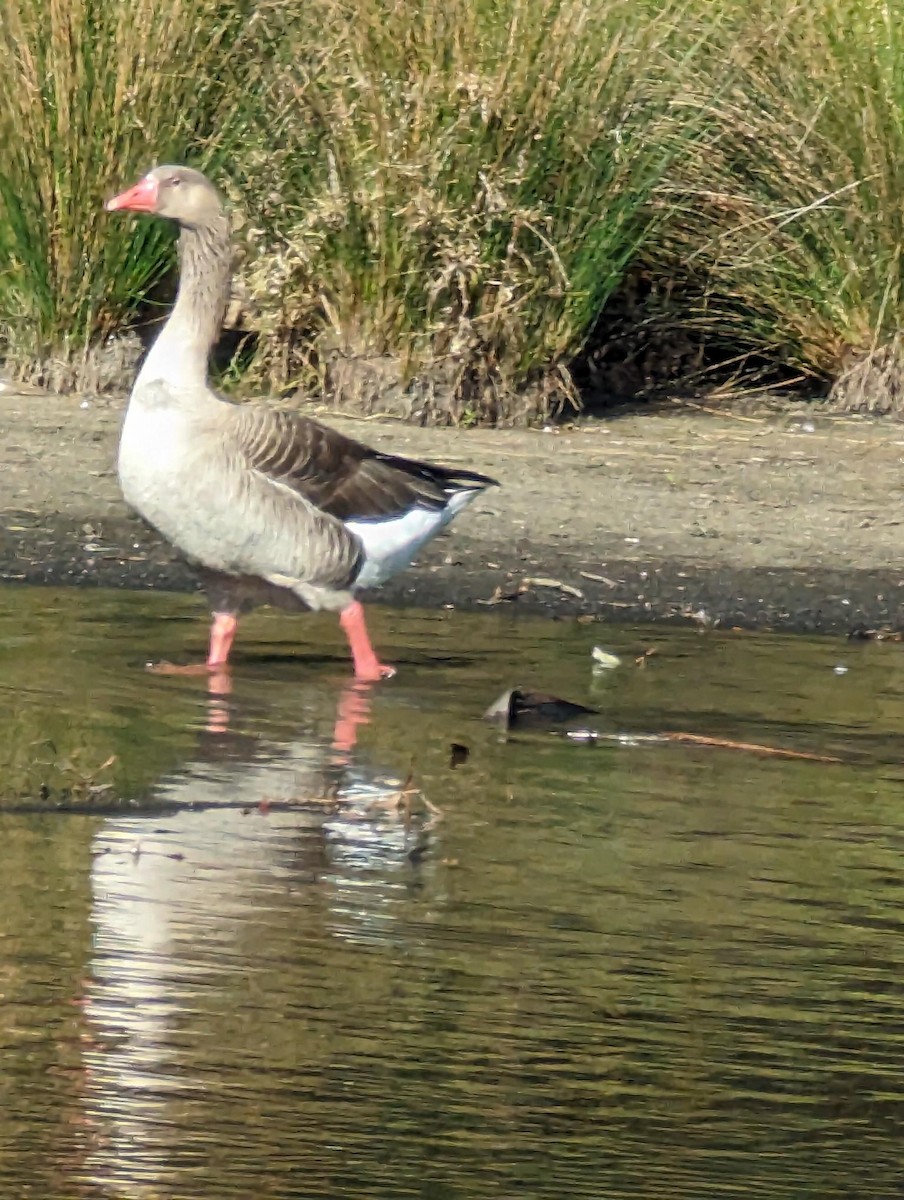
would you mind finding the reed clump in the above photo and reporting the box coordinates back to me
[648,0,904,411]
[2,0,904,420]
[0,0,711,419]
[0,0,245,389]
[228,0,706,423]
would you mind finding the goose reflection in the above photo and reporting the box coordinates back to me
[80,676,431,1199]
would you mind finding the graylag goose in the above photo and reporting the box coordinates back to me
[105,165,497,681]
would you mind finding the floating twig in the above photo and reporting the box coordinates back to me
[663,731,841,763]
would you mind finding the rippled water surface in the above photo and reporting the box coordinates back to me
[3,587,904,1198]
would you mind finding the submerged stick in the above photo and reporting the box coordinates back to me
[663,731,842,763]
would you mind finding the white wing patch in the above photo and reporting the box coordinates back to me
[347,490,477,588]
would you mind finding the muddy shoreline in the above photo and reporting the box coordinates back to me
[2,391,903,635]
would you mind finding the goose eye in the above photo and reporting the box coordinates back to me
[168,176,182,188]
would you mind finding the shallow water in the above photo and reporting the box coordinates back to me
[2,587,904,1198]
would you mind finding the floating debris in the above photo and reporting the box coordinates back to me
[449,743,470,769]
[663,731,842,763]
[591,645,621,671]
[483,688,598,729]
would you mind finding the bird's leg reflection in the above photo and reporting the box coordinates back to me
[202,675,371,749]
[145,657,234,735]
[198,670,372,749]
[204,667,233,734]
[147,657,374,748]
[332,681,375,757]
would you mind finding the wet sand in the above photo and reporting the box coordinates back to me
[2,390,902,634]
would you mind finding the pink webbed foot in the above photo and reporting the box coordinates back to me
[146,662,215,676]
[354,660,397,683]
[145,613,238,686]
[339,601,395,681]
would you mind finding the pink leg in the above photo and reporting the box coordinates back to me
[207,612,238,667]
[339,601,395,681]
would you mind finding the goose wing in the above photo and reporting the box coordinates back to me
[233,407,497,522]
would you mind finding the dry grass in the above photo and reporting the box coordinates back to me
[650,0,904,408]
[228,0,710,423]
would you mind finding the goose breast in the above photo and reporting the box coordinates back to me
[118,387,361,595]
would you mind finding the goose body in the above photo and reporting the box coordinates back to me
[106,166,497,679]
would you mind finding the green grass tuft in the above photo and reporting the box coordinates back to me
[0,0,246,386]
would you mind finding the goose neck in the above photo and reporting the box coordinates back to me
[134,214,232,394]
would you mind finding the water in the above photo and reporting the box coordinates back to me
[2,587,904,1198]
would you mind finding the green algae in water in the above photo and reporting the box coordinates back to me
[2,588,904,1197]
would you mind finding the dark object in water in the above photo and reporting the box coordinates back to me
[449,743,470,768]
[483,688,598,729]
[407,841,430,867]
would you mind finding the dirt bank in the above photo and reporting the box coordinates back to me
[2,389,903,634]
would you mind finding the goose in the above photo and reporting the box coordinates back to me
[105,165,498,681]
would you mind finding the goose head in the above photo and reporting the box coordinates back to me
[105,165,222,227]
